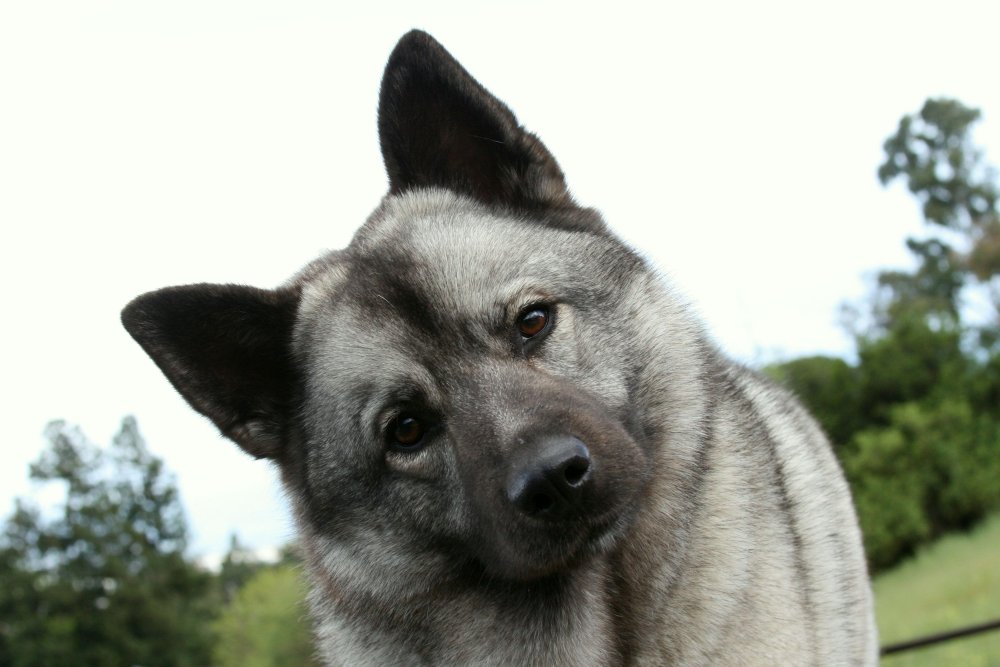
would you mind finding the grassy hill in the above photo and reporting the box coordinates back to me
[875,512,1000,665]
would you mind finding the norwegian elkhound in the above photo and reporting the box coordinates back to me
[123,31,877,665]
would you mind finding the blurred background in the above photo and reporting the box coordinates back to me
[1,1,998,664]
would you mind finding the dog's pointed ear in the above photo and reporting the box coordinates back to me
[121,284,299,459]
[378,30,572,208]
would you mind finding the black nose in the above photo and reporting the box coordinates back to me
[507,436,592,518]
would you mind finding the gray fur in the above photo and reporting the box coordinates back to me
[123,31,877,666]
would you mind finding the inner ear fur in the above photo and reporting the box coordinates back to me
[121,283,300,459]
[378,30,573,209]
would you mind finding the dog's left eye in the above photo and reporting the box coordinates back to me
[518,306,550,339]
[388,414,426,452]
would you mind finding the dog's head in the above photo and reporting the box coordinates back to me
[123,32,686,584]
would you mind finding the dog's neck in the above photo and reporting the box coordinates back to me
[301,533,623,665]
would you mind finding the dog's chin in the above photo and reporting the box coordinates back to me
[476,509,635,583]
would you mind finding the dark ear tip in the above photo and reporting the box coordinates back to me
[121,286,184,341]
[390,29,445,61]
[396,29,436,46]
[383,30,463,88]
[121,292,156,340]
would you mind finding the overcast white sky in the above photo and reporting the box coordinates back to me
[2,1,998,562]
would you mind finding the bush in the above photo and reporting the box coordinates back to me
[844,400,1000,571]
[213,564,319,667]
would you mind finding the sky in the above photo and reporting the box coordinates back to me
[2,1,999,563]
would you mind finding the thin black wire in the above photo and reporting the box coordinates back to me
[880,618,1000,656]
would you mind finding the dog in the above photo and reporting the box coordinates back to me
[122,30,878,665]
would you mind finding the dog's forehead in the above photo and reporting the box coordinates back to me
[349,191,588,314]
[293,189,638,375]
[291,193,576,410]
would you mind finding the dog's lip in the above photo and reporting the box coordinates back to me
[530,512,633,577]
[527,503,633,553]
[471,502,636,582]
[514,486,637,530]
[583,501,637,543]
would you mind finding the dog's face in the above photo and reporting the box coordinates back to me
[291,193,653,580]
[123,32,664,583]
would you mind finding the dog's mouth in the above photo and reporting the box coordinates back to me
[472,495,639,582]
[584,505,637,551]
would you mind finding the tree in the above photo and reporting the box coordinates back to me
[878,97,1000,320]
[855,315,967,425]
[218,533,266,603]
[830,98,1000,571]
[871,238,964,330]
[771,98,1000,573]
[0,418,219,667]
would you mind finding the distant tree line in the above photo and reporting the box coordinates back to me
[768,98,1000,572]
[0,417,318,666]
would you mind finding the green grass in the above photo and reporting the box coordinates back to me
[875,512,1000,666]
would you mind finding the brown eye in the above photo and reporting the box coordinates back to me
[391,415,424,451]
[518,307,549,338]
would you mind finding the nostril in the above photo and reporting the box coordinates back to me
[507,471,559,516]
[563,459,589,487]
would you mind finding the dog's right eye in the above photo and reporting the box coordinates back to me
[516,304,554,355]
[388,414,425,452]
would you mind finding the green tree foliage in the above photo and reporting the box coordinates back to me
[879,97,1000,317]
[878,98,997,233]
[872,238,964,329]
[855,317,967,424]
[213,564,319,667]
[846,401,1000,569]
[0,418,219,667]
[771,98,1000,572]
